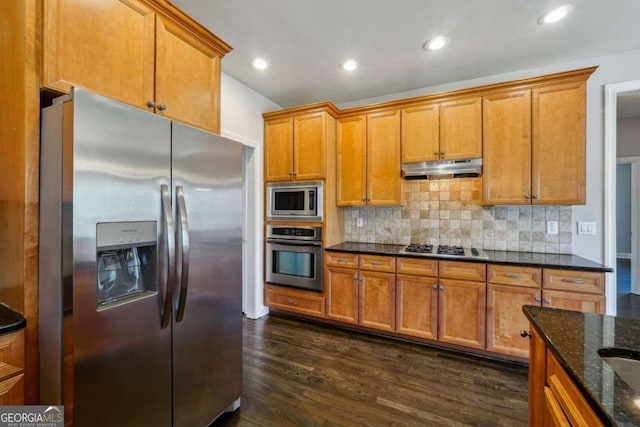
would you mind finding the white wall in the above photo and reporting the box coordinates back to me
[618,117,640,158]
[219,72,281,319]
[338,48,640,265]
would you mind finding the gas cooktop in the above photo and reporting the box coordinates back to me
[399,243,488,260]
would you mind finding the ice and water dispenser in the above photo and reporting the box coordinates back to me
[96,221,157,309]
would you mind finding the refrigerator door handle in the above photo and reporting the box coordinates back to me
[161,184,176,329]
[175,185,190,322]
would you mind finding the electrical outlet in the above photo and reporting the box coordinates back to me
[577,221,597,235]
[356,217,363,228]
[546,221,558,235]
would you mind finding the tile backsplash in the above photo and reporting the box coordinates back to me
[343,178,573,254]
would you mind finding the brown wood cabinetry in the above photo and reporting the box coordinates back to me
[41,0,231,133]
[325,252,396,331]
[483,70,592,205]
[401,97,481,163]
[486,265,542,358]
[264,107,338,182]
[529,328,604,427]
[542,269,605,314]
[336,111,401,206]
[0,330,25,405]
[396,258,438,339]
[265,285,325,318]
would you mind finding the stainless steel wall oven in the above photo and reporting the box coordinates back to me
[266,225,323,292]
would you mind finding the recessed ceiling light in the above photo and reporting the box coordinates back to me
[251,57,268,70]
[340,59,358,72]
[538,5,574,25]
[423,36,449,51]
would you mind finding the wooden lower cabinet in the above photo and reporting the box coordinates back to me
[265,285,325,318]
[326,266,359,324]
[359,271,395,332]
[0,330,25,405]
[438,278,486,349]
[487,283,541,358]
[396,274,438,339]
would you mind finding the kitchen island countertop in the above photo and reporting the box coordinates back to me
[325,242,613,272]
[523,305,640,426]
[0,303,26,335]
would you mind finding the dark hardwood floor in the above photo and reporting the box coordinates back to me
[213,315,529,427]
[617,258,640,319]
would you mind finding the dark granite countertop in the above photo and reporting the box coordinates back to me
[325,242,613,272]
[0,303,26,334]
[523,305,640,426]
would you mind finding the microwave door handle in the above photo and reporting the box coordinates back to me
[160,184,176,329]
[175,185,190,323]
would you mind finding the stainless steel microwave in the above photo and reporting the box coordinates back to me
[266,181,323,222]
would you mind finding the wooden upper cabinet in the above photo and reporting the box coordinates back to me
[42,0,156,109]
[337,115,367,205]
[366,110,402,206]
[294,112,328,181]
[41,0,231,132]
[155,14,222,132]
[533,80,587,205]
[439,97,482,160]
[401,102,440,163]
[482,90,532,205]
[264,117,294,182]
[264,109,334,182]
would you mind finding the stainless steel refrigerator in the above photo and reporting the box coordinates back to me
[39,88,243,426]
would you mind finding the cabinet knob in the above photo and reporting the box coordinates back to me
[524,194,532,199]
[146,100,156,108]
[157,104,167,111]
[531,194,539,200]
[440,151,445,156]
[432,285,438,289]
[520,330,532,339]
[433,151,439,156]
[439,285,445,291]
[534,297,542,303]
[543,298,552,305]
[353,275,358,280]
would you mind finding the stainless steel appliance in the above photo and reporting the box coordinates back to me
[266,225,323,291]
[401,158,482,180]
[399,243,488,260]
[39,88,243,426]
[266,181,323,221]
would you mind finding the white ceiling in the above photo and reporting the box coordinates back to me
[174,0,640,112]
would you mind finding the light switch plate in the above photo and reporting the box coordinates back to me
[578,221,597,235]
[546,221,558,235]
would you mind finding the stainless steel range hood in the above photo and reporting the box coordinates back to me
[401,158,482,180]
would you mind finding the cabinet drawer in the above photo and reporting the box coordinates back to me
[543,269,604,294]
[325,251,359,269]
[397,257,438,277]
[546,350,603,427]
[360,255,396,273]
[439,261,486,281]
[487,265,541,288]
[265,285,325,318]
[0,330,24,382]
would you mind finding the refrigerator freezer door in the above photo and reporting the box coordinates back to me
[69,89,173,426]
[171,122,243,426]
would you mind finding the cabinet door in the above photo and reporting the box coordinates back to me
[396,274,438,339]
[542,290,604,314]
[367,110,402,206]
[337,115,367,206]
[439,97,482,160]
[359,271,396,332]
[401,103,439,163]
[438,278,486,349]
[293,112,327,180]
[264,117,294,182]
[42,0,155,109]
[0,375,24,405]
[155,15,222,132]
[482,90,532,205]
[326,267,358,324]
[532,81,586,204]
[486,283,541,358]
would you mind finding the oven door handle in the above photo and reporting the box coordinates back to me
[267,239,323,247]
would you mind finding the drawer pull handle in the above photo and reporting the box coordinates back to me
[520,330,531,339]
[287,300,298,306]
[561,279,584,284]
[337,259,346,263]
[370,262,385,266]
[505,274,524,279]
